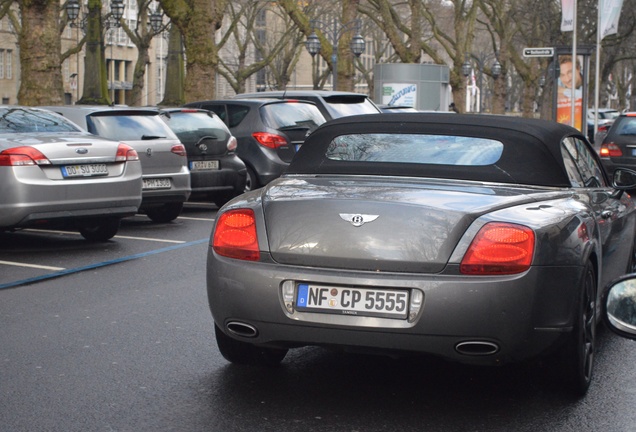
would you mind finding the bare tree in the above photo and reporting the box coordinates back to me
[217,0,303,94]
[118,0,166,106]
[279,0,363,91]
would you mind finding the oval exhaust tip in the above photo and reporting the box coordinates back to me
[455,341,499,356]
[226,321,258,338]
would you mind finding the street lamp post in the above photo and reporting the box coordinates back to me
[462,54,501,112]
[304,18,365,91]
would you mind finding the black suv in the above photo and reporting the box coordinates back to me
[157,108,246,206]
[183,99,325,190]
[234,90,381,121]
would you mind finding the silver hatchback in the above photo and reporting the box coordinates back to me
[0,106,142,241]
[41,106,191,223]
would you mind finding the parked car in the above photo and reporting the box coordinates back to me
[40,106,191,223]
[207,112,636,396]
[0,106,142,241]
[156,107,246,207]
[233,90,381,121]
[598,111,636,180]
[183,98,326,191]
[587,108,620,142]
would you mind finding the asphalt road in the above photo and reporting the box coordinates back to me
[2,203,636,432]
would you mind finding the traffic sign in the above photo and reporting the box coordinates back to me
[523,47,554,57]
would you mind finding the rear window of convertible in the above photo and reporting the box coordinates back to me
[325,134,504,166]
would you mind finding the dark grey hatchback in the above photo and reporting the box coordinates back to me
[157,108,246,206]
[183,99,326,190]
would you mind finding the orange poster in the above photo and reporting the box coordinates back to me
[556,54,583,131]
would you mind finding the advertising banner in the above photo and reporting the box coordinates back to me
[382,83,417,107]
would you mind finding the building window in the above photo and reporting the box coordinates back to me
[6,50,12,79]
[0,50,5,80]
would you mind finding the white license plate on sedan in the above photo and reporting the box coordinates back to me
[61,164,108,177]
[296,283,409,319]
[143,178,172,189]
[191,160,219,170]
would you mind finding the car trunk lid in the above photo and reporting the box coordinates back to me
[263,177,543,273]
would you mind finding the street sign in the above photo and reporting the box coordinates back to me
[523,47,554,58]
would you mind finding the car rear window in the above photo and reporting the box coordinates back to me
[614,117,636,136]
[0,107,80,133]
[326,134,503,166]
[87,113,178,141]
[161,111,230,144]
[260,102,325,132]
[322,96,380,117]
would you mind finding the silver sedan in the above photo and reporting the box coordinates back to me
[0,106,142,241]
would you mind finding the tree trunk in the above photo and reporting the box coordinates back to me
[129,42,150,106]
[159,29,185,106]
[17,0,65,105]
[78,0,110,105]
[336,0,359,91]
[160,0,226,102]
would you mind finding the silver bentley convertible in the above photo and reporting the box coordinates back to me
[206,113,636,396]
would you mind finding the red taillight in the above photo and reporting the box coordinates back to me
[171,144,187,156]
[115,143,139,161]
[460,222,535,275]
[213,209,260,261]
[0,146,51,166]
[252,132,288,149]
[599,142,622,158]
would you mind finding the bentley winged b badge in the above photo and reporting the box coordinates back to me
[339,213,379,227]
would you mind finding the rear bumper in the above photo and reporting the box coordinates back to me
[0,166,142,228]
[207,252,582,366]
[189,157,247,196]
[140,168,191,206]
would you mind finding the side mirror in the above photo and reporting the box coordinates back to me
[612,167,636,189]
[602,274,636,340]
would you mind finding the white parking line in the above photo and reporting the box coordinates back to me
[0,260,65,271]
[24,228,185,244]
[113,235,185,243]
[178,216,215,221]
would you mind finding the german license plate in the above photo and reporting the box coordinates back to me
[61,164,108,177]
[190,160,219,170]
[296,283,409,319]
[631,149,636,156]
[143,178,171,189]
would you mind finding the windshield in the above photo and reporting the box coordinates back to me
[87,112,178,141]
[0,107,81,133]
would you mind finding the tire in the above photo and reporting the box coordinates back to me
[79,218,121,242]
[145,202,184,223]
[214,323,287,366]
[556,261,597,397]
[244,166,259,192]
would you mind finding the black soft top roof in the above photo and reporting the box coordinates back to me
[287,113,586,188]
